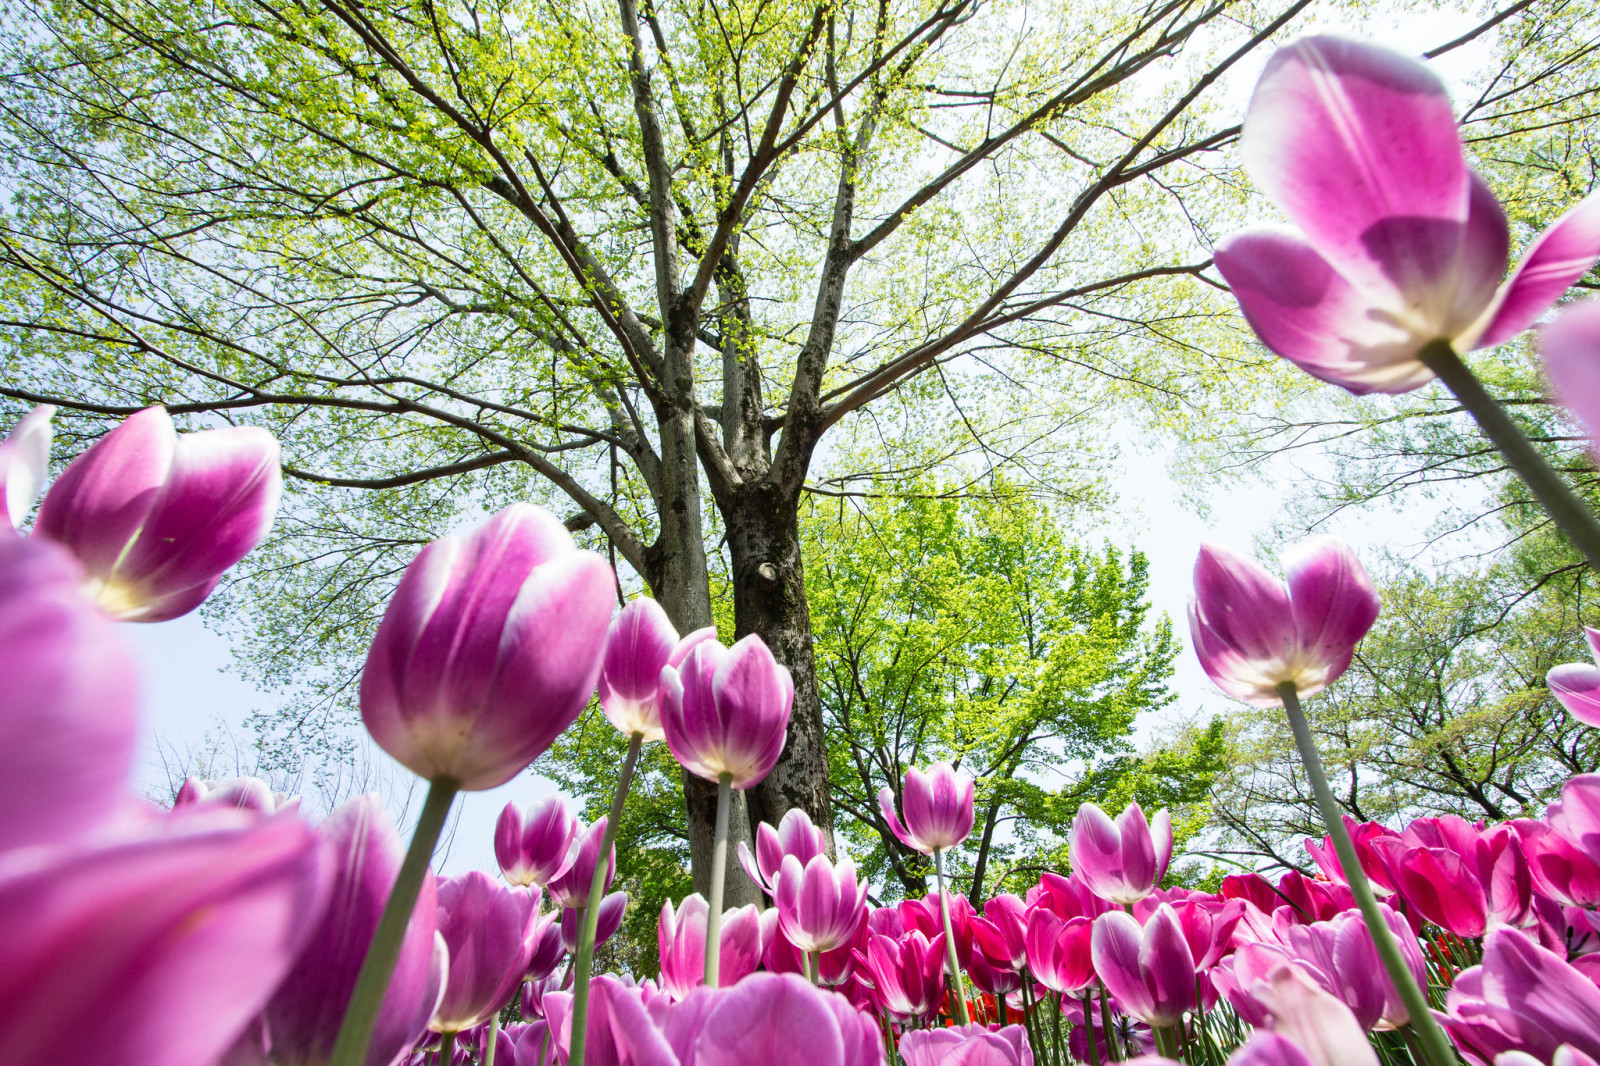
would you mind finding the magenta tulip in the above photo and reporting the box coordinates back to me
[430,872,539,1033]
[658,895,764,1000]
[1090,907,1197,1027]
[1069,800,1172,905]
[857,930,946,1022]
[774,853,868,954]
[1035,871,1117,921]
[0,811,328,1066]
[524,912,565,981]
[35,406,281,621]
[1025,909,1095,994]
[0,534,138,853]
[1544,303,1600,461]
[971,894,1028,971]
[359,503,615,790]
[1548,627,1600,728]
[0,405,52,529]
[545,816,616,909]
[1189,537,1379,705]
[658,634,793,787]
[1443,927,1600,1065]
[560,891,628,953]
[900,1023,1033,1066]
[599,597,681,741]
[900,890,975,966]
[879,762,975,855]
[1215,37,1600,395]
[496,796,579,888]
[1270,908,1422,1031]
[261,796,444,1066]
[737,808,829,896]
[1250,965,1379,1066]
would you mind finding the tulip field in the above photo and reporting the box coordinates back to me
[6,19,1600,1066]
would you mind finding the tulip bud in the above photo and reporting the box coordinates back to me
[879,762,975,855]
[173,776,298,816]
[738,807,829,895]
[659,634,793,788]
[559,891,627,953]
[1090,906,1198,1027]
[495,795,578,888]
[658,895,764,999]
[598,597,680,740]
[359,503,615,790]
[1069,800,1172,906]
[858,930,946,1023]
[35,406,281,621]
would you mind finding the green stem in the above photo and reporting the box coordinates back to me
[810,950,822,986]
[569,732,643,1066]
[1084,990,1102,1066]
[1419,339,1600,574]
[438,1030,456,1065]
[329,777,458,1066]
[1277,682,1458,1066]
[485,1009,500,1066]
[1099,984,1121,1062]
[1154,1024,1180,1060]
[1051,991,1065,1066]
[705,773,733,986]
[934,849,971,1025]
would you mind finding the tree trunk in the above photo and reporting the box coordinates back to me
[726,478,838,857]
[646,403,761,908]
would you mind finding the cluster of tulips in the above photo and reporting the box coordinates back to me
[9,25,1600,1066]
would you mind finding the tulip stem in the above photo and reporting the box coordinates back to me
[1153,1024,1179,1060]
[933,848,971,1025]
[329,776,458,1066]
[1083,990,1102,1066]
[1051,991,1066,1066]
[1277,682,1459,1066]
[1419,339,1600,574]
[705,772,733,987]
[1098,986,1121,1062]
[486,1010,500,1066]
[439,1031,456,1065]
[570,732,643,1066]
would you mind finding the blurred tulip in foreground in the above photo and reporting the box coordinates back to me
[900,1023,1033,1066]
[1442,927,1600,1065]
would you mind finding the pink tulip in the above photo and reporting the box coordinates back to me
[879,762,975,855]
[1251,964,1379,1066]
[1035,871,1117,921]
[599,597,681,741]
[968,951,1023,998]
[1256,908,1421,1031]
[496,796,579,888]
[1189,538,1379,705]
[857,930,946,1023]
[1214,37,1600,395]
[971,894,1029,971]
[525,912,565,980]
[175,776,299,816]
[1069,800,1173,905]
[900,890,975,966]
[774,853,868,954]
[359,503,615,790]
[260,796,445,1066]
[35,406,282,620]
[657,895,763,1000]
[1544,303,1600,462]
[659,634,794,787]
[1443,927,1600,1065]
[560,890,628,954]
[0,810,328,1066]
[0,405,52,529]
[1025,909,1095,994]
[760,907,864,986]
[430,872,540,1033]
[545,816,616,909]
[737,808,829,896]
[0,534,138,853]
[1390,826,1532,937]
[1090,907,1197,1026]
[900,1023,1033,1066]
[1304,816,1402,895]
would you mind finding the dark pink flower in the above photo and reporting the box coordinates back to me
[900,1023,1032,1066]
[1442,927,1600,1065]
[1090,906,1196,1026]
[774,853,867,954]
[659,635,793,788]
[430,872,540,1033]
[1026,909,1095,994]
[857,930,946,1023]
[658,895,762,1000]
[496,795,579,888]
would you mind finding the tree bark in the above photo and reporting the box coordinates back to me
[726,478,838,858]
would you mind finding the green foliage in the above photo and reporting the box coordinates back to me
[803,482,1224,900]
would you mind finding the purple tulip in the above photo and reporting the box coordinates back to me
[0,810,328,1066]
[760,906,865,986]
[879,762,975,855]
[968,952,1022,998]
[774,853,868,954]
[1547,625,1600,728]
[525,912,565,981]
[900,891,975,966]
[657,895,764,1000]
[599,597,681,740]
[545,816,616,909]
[1069,800,1172,905]
[900,1023,1033,1066]
[0,405,52,529]
[431,872,540,1034]
[1090,906,1197,1027]
[1025,909,1095,994]
[496,796,579,888]
[560,891,627,953]
[0,534,138,853]
[1257,907,1421,1031]
[688,973,883,1066]
[35,406,282,621]
[359,503,615,790]
[737,808,829,896]
[857,930,946,1023]
[1214,37,1600,395]
[261,796,444,1066]
[1189,537,1379,705]
[1445,925,1600,1065]
[1250,964,1379,1066]
[174,776,299,816]
[658,634,793,787]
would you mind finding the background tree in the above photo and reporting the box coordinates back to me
[803,484,1227,902]
[0,0,1316,890]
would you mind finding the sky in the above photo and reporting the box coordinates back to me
[118,7,1501,877]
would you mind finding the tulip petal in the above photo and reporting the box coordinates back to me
[36,406,173,574]
[1477,193,1600,349]
[1283,535,1380,693]
[1543,300,1600,450]
[1090,912,1154,1021]
[1256,964,1379,1066]
[692,973,845,1066]
[1551,662,1600,728]
[1241,37,1469,307]
[0,405,53,529]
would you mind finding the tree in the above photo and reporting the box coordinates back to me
[0,0,1314,890]
[803,484,1226,901]
[1206,558,1600,872]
